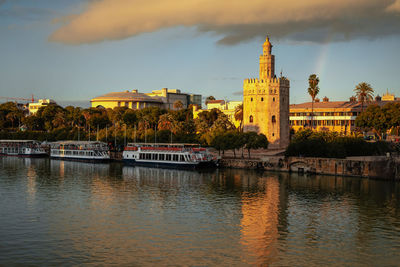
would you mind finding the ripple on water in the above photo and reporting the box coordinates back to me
[1,158,400,266]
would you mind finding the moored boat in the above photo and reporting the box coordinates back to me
[0,140,48,157]
[50,141,110,162]
[123,143,217,169]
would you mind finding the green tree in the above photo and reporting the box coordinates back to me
[356,104,389,139]
[36,104,65,131]
[22,115,44,131]
[243,132,269,158]
[308,74,320,128]
[354,82,374,112]
[122,109,138,126]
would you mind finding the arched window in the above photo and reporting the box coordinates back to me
[249,115,253,123]
[261,97,264,101]
[272,115,276,123]
[251,98,253,102]
[273,97,275,102]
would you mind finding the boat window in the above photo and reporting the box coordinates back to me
[173,154,178,161]
[180,155,184,162]
[139,153,144,159]
[153,154,158,160]
[166,154,171,161]
[146,153,151,160]
[160,154,165,160]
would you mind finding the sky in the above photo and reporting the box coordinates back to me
[0,0,400,107]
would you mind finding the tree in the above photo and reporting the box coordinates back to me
[354,82,374,112]
[308,74,320,128]
[158,113,176,132]
[22,115,43,131]
[355,105,388,140]
[173,100,184,110]
[122,109,138,126]
[234,104,243,131]
[225,131,243,158]
[243,132,269,158]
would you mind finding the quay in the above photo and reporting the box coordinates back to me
[219,155,400,180]
[109,149,400,180]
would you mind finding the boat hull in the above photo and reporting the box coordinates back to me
[50,156,110,163]
[0,153,48,158]
[123,159,216,169]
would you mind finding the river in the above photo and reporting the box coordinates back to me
[1,157,400,266]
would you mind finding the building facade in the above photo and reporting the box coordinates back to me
[243,37,290,149]
[91,88,201,110]
[28,99,57,115]
[290,95,400,135]
[192,100,242,128]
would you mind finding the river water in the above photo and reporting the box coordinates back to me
[1,157,400,266]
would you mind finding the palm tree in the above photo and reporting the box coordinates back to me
[308,74,320,128]
[234,104,243,131]
[354,82,374,112]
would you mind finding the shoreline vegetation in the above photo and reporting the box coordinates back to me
[0,102,267,157]
[1,101,399,159]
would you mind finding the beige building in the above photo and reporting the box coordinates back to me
[28,99,56,115]
[91,88,202,110]
[243,37,290,149]
[290,95,400,135]
[192,100,242,128]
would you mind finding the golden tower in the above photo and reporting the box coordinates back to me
[243,37,290,149]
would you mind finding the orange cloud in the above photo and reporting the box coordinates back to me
[49,0,400,45]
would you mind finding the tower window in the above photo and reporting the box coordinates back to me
[273,97,275,102]
[272,115,276,123]
[251,98,253,102]
[261,97,264,101]
[250,115,253,123]
[272,133,275,137]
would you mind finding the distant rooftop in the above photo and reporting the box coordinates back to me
[91,90,164,103]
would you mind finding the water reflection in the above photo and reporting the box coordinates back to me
[1,158,400,266]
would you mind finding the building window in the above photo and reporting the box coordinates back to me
[251,98,253,102]
[272,133,275,137]
[273,97,275,102]
[272,115,276,123]
[249,115,253,123]
[261,97,264,101]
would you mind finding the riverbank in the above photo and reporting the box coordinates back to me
[109,149,399,180]
[219,155,400,180]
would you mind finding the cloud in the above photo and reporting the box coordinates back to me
[49,0,400,45]
[0,0,6,6]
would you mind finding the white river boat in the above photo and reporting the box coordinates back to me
[123,143,217,169]
[50,141,110,162]
[0,140,48,157]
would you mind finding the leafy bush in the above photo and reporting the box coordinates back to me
[285,129,392,158]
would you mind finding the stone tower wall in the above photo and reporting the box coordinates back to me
[243,38,290,149]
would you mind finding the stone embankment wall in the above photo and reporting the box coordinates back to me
[220,156,400,180]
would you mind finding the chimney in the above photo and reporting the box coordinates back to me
[315,98,320,103]
[323,96,329,102]
[349,96,357,102]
